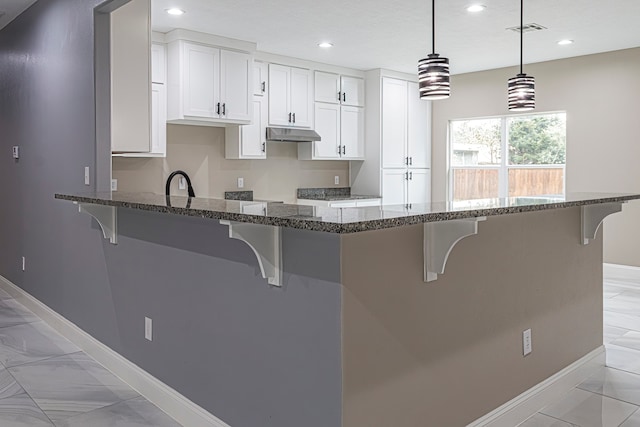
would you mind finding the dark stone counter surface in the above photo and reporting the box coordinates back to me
[55,192,640,234]
[296,187,380,201]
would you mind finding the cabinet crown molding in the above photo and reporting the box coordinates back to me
[164,29,256,53]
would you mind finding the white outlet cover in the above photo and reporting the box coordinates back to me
[523,329,532,356]
[178,177,186,190]
[21,257,25,272]
[238,177,244,188]
[335,176,340,185]
[84,167,90,186]
[145,317,153,341]
[111,179,118,191]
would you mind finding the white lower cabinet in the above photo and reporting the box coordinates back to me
[225,95,267,159]
[298,103,364,160]
[382,168,431,208]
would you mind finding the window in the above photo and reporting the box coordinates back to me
[449,112,566,201]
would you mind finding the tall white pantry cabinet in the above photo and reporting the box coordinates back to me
[351,70,432,207]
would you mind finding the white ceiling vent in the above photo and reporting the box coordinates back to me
[507,23,547,33]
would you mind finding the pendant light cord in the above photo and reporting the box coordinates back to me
[432,0,436,54]
[520,0,523,74]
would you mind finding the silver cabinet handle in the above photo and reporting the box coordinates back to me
[405,172,409,180]
[410,171,413,180]
[343,92,346,102]
[261,82,266,93]
[288,112,292,123]
[293,113,296,123]
[262,142,266,153]
[338,145,342,155]
[338,91,342,102]
[409,157,413,165]
[222,103,226,116]
[216,103,221,115]
[342,146,346,155]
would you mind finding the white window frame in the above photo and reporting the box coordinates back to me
[447,111,567,202]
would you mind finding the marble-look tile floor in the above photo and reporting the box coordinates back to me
[518,276,640,427]
[0,296,181,426]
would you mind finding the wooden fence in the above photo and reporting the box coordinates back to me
[453,168,564,200]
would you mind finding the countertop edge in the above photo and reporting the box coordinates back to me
[54,193,640,234]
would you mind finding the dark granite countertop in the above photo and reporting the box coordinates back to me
[55,192,640,234]
[296,187,380,201]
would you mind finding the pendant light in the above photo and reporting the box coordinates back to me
[508,0,535,111]
[418,0,450,100]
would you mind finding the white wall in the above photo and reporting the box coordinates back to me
[432,47,640,266]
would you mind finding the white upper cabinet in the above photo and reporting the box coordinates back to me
[253,61,268,96]
[167,40,251,125]
[268,64,291,126]
[382,78,408,168]
[407,81,431,168]
[268,64,312,128]
[182,43,219,118]
[289,67,313,128]
[340,76,365,107]
[315,72,364,107]
[315,72,341,104]
[220,49,252,121]
[226,95,268,159]
[313,103,341,159]
[340,106,364,159]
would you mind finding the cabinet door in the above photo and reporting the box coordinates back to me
[268,64,291,126]
[183,43,219,118]
[290,67,313,128]
[407,81,431,168]
[253,61,267,96]
[407,169,431,205]
[220,49,251,121]
[151,44,166,84]
[315,71,340,104]
[241,97,267,158]
[341,76,365,107]
[382,169,407,206]
[341,106,364,159]
[151,83,166,155]
[382,78,408,168]
[313,103,341,159]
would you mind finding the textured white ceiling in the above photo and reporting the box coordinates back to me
[0,0,36,30]
[152,0,640,75]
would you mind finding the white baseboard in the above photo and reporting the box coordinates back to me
[604,263,640,286]
[0,275,231,427]
[467,346,605,427]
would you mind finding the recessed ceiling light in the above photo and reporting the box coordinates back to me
[466,4,486,12]
[318,42,333,48]
[557,39,574,46]
[166,8,185,16]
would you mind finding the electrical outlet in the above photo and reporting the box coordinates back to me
[334,176,340,185]
[12,146,19,159]
[21,257,25,272]
[523,328,532,356]
[84,167,90,186]
[145,317,153,341]
[111,179,118,191]
[237,177,244,188]
[178,177,186,190]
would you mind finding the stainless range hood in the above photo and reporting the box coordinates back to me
[266,127,321,143]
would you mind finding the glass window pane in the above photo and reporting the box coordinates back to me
[450,119,502,166]
[508,168,565,197]
[507,113,566,165]
[452,168,499,201]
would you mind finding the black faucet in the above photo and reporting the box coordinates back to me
[166,170,195,198]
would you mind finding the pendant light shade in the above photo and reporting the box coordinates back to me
[418,0,450,100]
[509,0,535,111]
[508,73,535,111]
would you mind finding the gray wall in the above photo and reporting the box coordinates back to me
[0,1,342,426]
